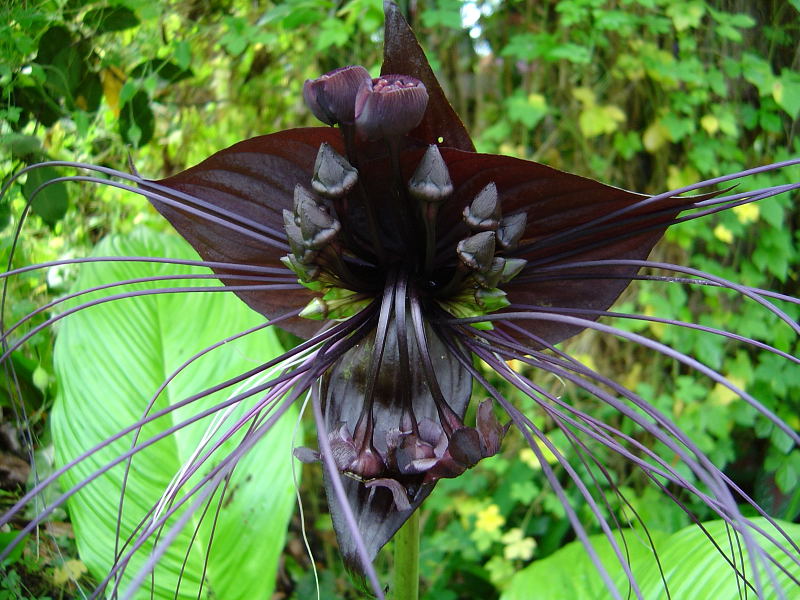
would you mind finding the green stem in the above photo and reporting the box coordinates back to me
[393,511,420,600]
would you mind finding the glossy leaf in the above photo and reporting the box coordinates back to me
[51,228,299,600]
[23,165,69,226]
[84,6,140,33]
[502,518,800,600]
[119,90,155,147]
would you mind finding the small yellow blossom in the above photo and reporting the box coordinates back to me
[700,114,719,135]
[519,440,558,469]
[733,203,759,224]
[53,559,87,586]
[710,376,746,406]
[502,528,537,561]
[475,504,505,533]
[713,224,733,244]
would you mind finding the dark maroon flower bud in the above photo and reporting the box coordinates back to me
[312,143,358,198]
[457,231,496,272]
[464,182,501,231]
[348,447,386,479]
[475,400,507,457]
[355,75,429,140]
[422,451,466,482]
[303,65,372,125]
[282,209,316,264]
[395,434,438,474]
[417,418,446,447]
[448,427,483,468]
[329,425,358,471]
[293,185,341,249]
[364,478,411,511]
[496,212,527,250]
[408,144,453,202]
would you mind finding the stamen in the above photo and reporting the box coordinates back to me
[463,182,501,231]
[312,143,358,198]
[496,212,527,250]
[408,145,453,275]
[457,231,496,272]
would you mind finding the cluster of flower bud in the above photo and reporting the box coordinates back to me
[304,66,429,140]
[457,182,528,290]
[281,184,339,283]
[281,143,373,320]
[295,400,507,510]
[281,142,358,283]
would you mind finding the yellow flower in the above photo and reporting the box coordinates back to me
[733,203,759,224]
[475,504,505,533]
[520,440,559,470]
[713,224,733,244]
[502,528,537,561]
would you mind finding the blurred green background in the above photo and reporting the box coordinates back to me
[1,1,798,598]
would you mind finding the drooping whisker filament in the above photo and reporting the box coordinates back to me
[36,175,292,250]
[0,256,294,280]
[2,272,297,342]
[528,259,800,333]
[0,282,304,364]
[0,310,353,549]
[516,269,800,304]
[461,337,799,595]
[455,311,800,446]
[519,157,800,255]
[111,370,315,599]
[452,316,800,588]
[505,303,799,364]
[103,387,304,600]
[4,161,294,248]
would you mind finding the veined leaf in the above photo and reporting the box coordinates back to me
[52,227,300,599]
[501,518,800,600]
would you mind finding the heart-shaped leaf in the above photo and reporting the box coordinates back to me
[52,227,300,599]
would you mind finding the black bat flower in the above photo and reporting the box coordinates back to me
[2,3,799,599]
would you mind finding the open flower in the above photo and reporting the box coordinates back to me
[1,3,798,599]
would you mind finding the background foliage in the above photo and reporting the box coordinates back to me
[1,0,798,598]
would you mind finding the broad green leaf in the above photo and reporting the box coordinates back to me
[119,91,154,147]
[84,7,140,33]
[130,59,193,84]
[773,70,800,119]
[502,519,800,600]
[52,228,300,600]
[23,165,69,226]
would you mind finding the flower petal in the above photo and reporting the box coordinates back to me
[320,317,472,571]
[432,149,706,346]
[147,127,343,337]
[382,2,474,151]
